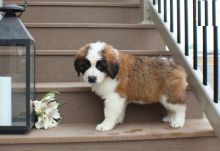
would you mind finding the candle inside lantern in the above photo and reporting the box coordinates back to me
[0,76,12,126]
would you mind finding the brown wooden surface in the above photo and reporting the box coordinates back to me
[36,90,203,124]
[5,0,140,3]
[27,25,165,50]
[19,2,140,6]
[21,4,140,24]
[26,23,156,28]
[1,1,215,150]
[0,119,214,145]
[35,50,171,82]
[1,137,220,151]
[36,49,172,56]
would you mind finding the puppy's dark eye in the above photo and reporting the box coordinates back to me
[80,59,91,73]
[96,60,107,72]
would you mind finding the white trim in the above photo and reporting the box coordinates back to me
[140,0,151,24]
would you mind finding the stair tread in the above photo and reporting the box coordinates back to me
[7,0,139,2]
[22,2,139,7]
[25,22,156,28]
[36,49,171,56]
[0,119,214,144]
[7,1,139,7]
[35,81,191,92]
[36,82,91,92]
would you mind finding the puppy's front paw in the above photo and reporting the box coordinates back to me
[170,119,185,128]
[162,114,174,123]
[96,122,115,132]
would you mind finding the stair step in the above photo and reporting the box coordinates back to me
[0,119,214,145]
[6,0,140,3]
[19,2,140,24]
[26,22,155,28]
[21,2,139,6]
[35,82,203,123]
[35,50,170,82]
[36,81,194,93]
[36,49,171,56]
[26,23,165,50]
[36,82,90,92]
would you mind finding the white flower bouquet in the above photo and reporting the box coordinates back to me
[33,92,63,129]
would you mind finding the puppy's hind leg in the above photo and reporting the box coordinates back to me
[96,94,126,132]
[160,95,186,128]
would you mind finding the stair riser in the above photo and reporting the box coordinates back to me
[1,51,169,83]
[36,91,202,124]
[22,6,140,24]
[36,55,78,82]
[36,52,168,82]
[28,27,165,50]
[1,136,219,151]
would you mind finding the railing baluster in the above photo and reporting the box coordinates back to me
[177,0,181,43]
[153,0,156,5]
[212,0,216,26]
[158,0,161,13]
[193,0,198,70]
[198,0,201,26]
[185,0,189,56]
[213,26,218,103]
[170,0,173,32]
[213,0,219,103]
[164,0,167,22]
[205,0,208,26]
[203,26,208,85]
[203,0,208,85]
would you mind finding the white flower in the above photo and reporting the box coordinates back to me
[35,116,44,129]
[33,100,47,114]
[35,115,59,130]
[48,101,59,110]
[41,92,56,102]
[33,92,62,130]
[34,104,61,129]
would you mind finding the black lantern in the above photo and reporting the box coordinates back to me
[0,3,35,134]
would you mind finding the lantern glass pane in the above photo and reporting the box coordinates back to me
[30,44,35,125]
[0,46,27,126]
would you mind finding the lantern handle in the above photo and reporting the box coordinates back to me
[17,0,28,17]
[0,4,24,17]
[0,0,28,18]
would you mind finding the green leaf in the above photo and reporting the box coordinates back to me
[55,118,62,124]
[57,101,65,107]
[40,91,61,102]
[35,112,44,117]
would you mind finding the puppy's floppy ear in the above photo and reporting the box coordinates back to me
[74,43,90,76]
[103,45,120,79]
[74,58,81,76]
[107,60,119,79]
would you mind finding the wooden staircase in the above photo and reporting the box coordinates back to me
[1,0,220,150]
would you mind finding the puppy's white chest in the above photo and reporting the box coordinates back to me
[91,78,118,99]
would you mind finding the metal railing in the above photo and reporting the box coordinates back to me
[147,0,220,137]
[150,0,219,103]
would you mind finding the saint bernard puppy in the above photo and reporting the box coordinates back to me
[74,41,188,132]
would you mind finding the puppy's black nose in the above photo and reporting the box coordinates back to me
[88,76,97,83]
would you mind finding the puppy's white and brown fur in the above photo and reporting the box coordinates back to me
[74,41,188,131]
